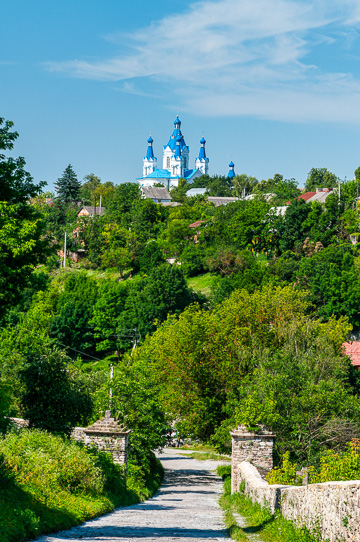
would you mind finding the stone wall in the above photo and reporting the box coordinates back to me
[71,411,130,466]
[233,461,360,542]
[230,425,275,494]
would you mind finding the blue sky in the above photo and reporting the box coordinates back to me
[2,0,360,190]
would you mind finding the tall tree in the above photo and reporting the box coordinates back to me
[55,164,81,203]
[0,117,49,318]
[304,168,338,192]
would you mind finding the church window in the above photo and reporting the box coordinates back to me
[167,157,170,168]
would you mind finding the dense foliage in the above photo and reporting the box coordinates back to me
[0,117,49,318]
[0,429,163,542]
[2,114,360,537]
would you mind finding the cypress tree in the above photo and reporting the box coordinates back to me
[55,164,81,202]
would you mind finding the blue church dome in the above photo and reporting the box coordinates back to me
[147,136,153,144]
[228,161,235,178]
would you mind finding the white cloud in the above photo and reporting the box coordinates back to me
[44,0,360,123]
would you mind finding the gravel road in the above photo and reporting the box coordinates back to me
[37,449,232,542]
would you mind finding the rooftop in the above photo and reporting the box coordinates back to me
[344,342,360,367]
[78,206,106,217]
[208,196,239,207]
[141,186,172,200]
[189,220,207,228]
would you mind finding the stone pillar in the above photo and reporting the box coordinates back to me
[84,410,131,467]
[230,425,275,493]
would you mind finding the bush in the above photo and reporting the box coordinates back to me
[19,347,93,436]
[0,428,161,542]
[266,452,302,485]
[310,438,360,483]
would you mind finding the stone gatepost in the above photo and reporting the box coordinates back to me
[230,425,275,493]
[84,410,131,467]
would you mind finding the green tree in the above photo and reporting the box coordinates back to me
[232,174,258,198]
[171,177,190,202]
[106,182,141,226]
[304,168,338,192]
[279,198,311,252]
[296,245,360,328]
[110,366,169,470]
[139,241,165,273]
[80,173,101,204]
[91,281,130,353]
[117,263,202,349]
[55,164,81,203]
[19,347,93,436]
[0,117,49,318]
[102,246,132,278]
[135,285,312,441]
[50,273,98,356]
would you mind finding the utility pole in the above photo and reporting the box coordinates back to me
[131,328,138,356]
[109,363,114,409]
[100,195,102,215]
[64,231,67,268]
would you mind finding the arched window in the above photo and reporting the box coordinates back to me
[166,156,170,168]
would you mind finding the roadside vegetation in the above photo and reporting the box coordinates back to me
[3,115,360,538]
[0,429,163,542]
[218,466,322,542]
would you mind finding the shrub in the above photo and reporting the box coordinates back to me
[0,429,143,542]
[310,438,360,483]
[266,451,302,485]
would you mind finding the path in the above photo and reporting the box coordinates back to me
[38,449,232,542]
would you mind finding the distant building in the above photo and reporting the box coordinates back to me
[138,116,208,189]
[77,206,106,217]
[208,196,239,207]
[287,187,334,205]
[186,187,208,197]
[344,342,360,369]
[227,161,236,179]
[140,186,172,203]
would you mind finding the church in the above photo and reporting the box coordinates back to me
[137,116,210,189]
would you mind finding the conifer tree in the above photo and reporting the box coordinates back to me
[55,164,81,202]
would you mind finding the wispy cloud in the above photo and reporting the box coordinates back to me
[44,0,360,123]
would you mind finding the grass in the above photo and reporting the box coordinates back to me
[179,442,219,451]
[186,272,217,296]
[179,451,230,461]
[217,466,322,542]
[0,429,163,542]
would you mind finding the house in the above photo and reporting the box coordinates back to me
[187,188,208,197]
[140,186,172,203]
[343,342,360,369]
[208,196,239,207]
[286,187,334,205]
[77,206,106,218]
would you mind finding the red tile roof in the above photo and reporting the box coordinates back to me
[189,220,207,228]
[298,192,316,202]
[343,342,360,367]
[286,192,317,205]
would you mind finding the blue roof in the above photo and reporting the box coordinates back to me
[147,136,153,143]
[137,168,200,181]
[198,138,206,160]
[174,137,182,158]
[164,117,187,152]
[228,170,235,179]
[184,169,198,180]
[139,169,171,180]
[229,161,234,167]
